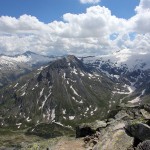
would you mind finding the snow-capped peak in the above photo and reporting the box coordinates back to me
[0,51,56,66]
[82,49,150,71]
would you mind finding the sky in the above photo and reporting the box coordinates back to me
[0,0,150,56]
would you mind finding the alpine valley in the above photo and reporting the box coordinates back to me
[0,51,150,150]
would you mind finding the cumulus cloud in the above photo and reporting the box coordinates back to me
[129,0,150,34]
[80,0,100,4]
[135,0,150,13]
[0,0,150,56]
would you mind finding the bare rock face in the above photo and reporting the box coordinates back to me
[136,140,150,150]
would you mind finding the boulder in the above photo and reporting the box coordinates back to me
[114,110,129,120]
[76,120,107,138]
[136,140,150,150]
[125,123,150,141]
[144,104,150,112]
[76,126,95,138]
[140,109,150,119]
[93,120,107,130]
[93,129,134,150]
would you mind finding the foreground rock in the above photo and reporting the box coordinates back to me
[125,123,150,141]
[140,109,150,120]
[136,140,150,150]
[76,120,107,138]
[93,121,134,150]
[75,103,150,150]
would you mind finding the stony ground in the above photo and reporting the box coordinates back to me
[52,138,85,150]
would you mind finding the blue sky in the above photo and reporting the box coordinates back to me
[0,0,149,56]
[0,0,139,23]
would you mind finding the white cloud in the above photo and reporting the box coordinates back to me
[80,0,100,4]
[0,0,150,56]
[129,0,150,34]
[135,0,150,13]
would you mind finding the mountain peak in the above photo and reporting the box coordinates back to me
[66,55,77,61]
[23,51,37,56]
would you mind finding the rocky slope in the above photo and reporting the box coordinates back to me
[76,103,150,150]
[0,55,130,129]
[81,52,150,105]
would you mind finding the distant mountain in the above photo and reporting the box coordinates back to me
[0,53,150,129]
[0,51,57,67]
[0,55,128,128]
[0,51,58,88]
[81,51,150,104]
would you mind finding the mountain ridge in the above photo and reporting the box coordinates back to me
[0,55,123,129]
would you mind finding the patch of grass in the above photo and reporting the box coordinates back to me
[26,122,75,139]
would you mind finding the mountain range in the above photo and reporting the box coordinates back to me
[0,51,150,129]
[0,51,59,88]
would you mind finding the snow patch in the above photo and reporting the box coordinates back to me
[26,117,31,122]
[41,91,52,109]
[37,66,44,71]
[16,123,22,126]
[21,92,26,96]
[69,116,75,120]
[40,88,44,97]
[91,111,94,116]
[70,85,80,96]
[141,89,146,96]
[14,83,19,88]
[128,89,146,104]
[114,75,120,79]
[129,97,140,103]
[63,73,66,79]
[62,109,66,115]
[72,67,78,75]
[35,83,39,87]
[80,71,85,76]
[94,107,98,111]
[51,109,55,121]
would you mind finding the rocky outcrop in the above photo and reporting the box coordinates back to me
[76,120,107,138]
[136,140,150,150]
[143,104,150,112]
[125,123,150,141]
[76,103,150,150]
[140,109,150,119]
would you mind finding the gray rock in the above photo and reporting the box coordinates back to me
[140,109,150,119]
[144,104,150,113]
[92,120,107,129]
[136,140,150,150]
[76,120,107,138]
[93,129,133,150]
[125,123,150,141]
[115,110,129,120]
